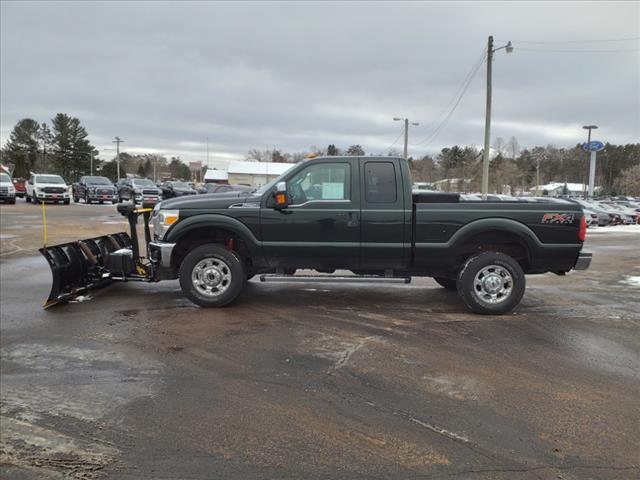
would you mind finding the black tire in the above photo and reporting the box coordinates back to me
[9,199,16,204]
[112,200,118,204]
[457,251,525,315]
[434,277,457,290]
[179,243,245,307]
[64,199,70,205]
[32,195,39,204]
[73,193,79,202]
[85,193,90,204]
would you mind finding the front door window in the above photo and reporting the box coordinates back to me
[287,163,351,205]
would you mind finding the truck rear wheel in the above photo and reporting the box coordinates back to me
[179,243,245,307]
[457,251,525,315]
[434,277,457,290]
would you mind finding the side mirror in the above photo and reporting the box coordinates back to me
[273,181,289,209]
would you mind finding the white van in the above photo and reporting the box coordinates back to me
[26,174,70,204]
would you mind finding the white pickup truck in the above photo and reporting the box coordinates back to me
[26,173,70,204]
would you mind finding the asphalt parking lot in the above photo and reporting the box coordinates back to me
[1,201,639,479]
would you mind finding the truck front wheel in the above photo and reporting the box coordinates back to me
[179,243,245,307]
[457,251,525,315]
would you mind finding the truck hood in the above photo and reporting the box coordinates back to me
[158,192,260,210]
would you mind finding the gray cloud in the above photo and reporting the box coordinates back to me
[1,1,638,165]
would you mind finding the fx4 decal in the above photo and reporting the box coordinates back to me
[542,213,575,225]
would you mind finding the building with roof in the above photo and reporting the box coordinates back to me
[203,169,229,184]
[226,161,294,187]
[529,182,596,197]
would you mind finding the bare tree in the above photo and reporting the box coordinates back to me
[492,137,507,157]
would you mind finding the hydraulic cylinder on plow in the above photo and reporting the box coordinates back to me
[39,203,157,308]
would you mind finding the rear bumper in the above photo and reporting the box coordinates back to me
[574,252,592,270]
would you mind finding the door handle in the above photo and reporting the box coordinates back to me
[347,211,359,227]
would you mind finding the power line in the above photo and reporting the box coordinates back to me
[515,47,639,53]
[387,127,405,151]
[413,48,486,146]
[496,37,639,44]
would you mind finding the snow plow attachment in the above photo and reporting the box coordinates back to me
[39,202,157,308]
[39,233,133,308]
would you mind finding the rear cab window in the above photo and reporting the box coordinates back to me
[364,162,397,203]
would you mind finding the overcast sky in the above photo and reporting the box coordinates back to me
[1,1,638,166]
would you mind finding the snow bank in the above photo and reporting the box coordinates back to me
[588,224,640,234]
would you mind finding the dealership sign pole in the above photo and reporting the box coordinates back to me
[583,140,605,198]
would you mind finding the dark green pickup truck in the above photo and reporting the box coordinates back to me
[145,156,590,314]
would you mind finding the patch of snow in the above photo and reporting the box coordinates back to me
[588,224,640,234]
[70,295,91,303]
[621,276,640,288]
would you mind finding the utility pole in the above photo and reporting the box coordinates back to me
[582,125,598,198]
[90,151,94,176]
[113,137,124,180]
[206,138,210,168]
[481,36,494,198]
[481,36,513,198]
[535,153,543,196]
[393,117,419,159]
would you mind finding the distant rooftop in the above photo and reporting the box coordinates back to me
[227,161,294,176]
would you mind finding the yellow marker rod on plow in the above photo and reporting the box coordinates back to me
[41,200,47,247]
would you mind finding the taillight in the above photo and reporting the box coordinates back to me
[578,215,587,242]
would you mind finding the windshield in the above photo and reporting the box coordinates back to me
[132,179,155,187]
[36,175,65,184]
[0,173,10,183]
[172,181,191,188]
[85,176,111,185]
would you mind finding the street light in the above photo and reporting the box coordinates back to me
[481,36,513,198]
[582,125,598,198]
[394,117,420,159]
[113,137,124,179]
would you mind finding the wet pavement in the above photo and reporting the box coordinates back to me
[1,202,639,479]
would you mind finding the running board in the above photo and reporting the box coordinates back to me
[259,274,412,284]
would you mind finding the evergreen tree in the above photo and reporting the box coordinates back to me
[50,113,94,181]
[169,157,190,180]
[2,118,40,178]
[327,144,339,156]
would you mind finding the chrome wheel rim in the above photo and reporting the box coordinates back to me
[473,265,513,304]
[191,257,232,297]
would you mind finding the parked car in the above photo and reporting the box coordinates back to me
[583,209,600,227]
[73,176,118,204]
[12,177,26,198]
[198,184,255,196]
[571,200,613,226]
[0,172,17,204]
[118,178,162,204]
[158,180,198,199]
[26,173,70,204]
